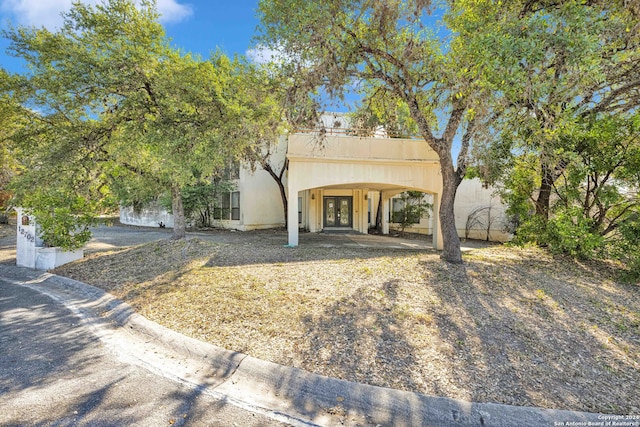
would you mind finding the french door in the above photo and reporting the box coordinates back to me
[323,196,352,228]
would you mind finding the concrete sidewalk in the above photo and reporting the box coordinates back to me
[0,261,616,427]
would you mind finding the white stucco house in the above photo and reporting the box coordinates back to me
[121,114,511,247]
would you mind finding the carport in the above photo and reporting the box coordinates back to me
[285,133,444,249]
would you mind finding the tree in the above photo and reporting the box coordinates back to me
[463,0,640,221]
[238,62,289,227]
[0,69,23,219]
[455,0,640,268]
[508,114,640,259]
[4,0,251,241]
[240,60,322,228]
[257,0,496,263]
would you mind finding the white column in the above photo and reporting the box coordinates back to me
[432,193,443,250]
[308,190,317,233]
[287,185,299,246]
[360,189,369,234]
[382,197,390,235]
[16,208,37,269]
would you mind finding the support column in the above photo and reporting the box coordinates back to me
[308,190,317,233]
[432,192,443,250]
[382,197,390,235]
[287,184,300,246]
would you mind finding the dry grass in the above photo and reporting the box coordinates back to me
[53,237,640,414]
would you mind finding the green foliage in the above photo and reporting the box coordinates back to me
[611,219,640,282]
[21,190,98,250]
[3,0,256,242]
[508,114,640,264]
[169,179,235,228]
[463,0,640,223]
[349,92,418,138]
[544,209,603,258]
[0,69,24,208]
[257,0,502,263]
[393,191,432,236]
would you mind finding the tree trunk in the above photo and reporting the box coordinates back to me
[439,165,463,263]
[262,162,288,228]
[171,185,186,240]
[404,95,465,263]
[279,181,288,228]
[535,163,554,220]
[375,191,383,232]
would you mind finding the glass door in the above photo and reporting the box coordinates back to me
[324,197,352,228]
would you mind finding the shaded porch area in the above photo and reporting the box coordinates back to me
[286,133,444,250]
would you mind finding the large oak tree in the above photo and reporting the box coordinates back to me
[4,0,252,242]
[257,0,495,263]
[461,0,640,221]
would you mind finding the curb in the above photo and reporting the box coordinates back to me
[0,264,618,427]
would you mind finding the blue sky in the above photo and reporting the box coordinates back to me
[0,0,264,72]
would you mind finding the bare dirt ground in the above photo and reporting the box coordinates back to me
[3,223,638,414]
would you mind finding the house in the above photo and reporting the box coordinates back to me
[120,114,511,245]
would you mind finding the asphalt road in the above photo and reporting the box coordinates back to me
[0,280,291,427]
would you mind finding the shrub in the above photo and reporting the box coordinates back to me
[513,209,603,259]
[20,190,97,251]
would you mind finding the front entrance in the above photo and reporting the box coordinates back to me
[323,196,352,228]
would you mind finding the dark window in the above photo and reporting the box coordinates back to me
[231,191,240,220]
[391,197,420,224]
[224,161,240,180]
[214,192,240,220]
[221,192,231,219]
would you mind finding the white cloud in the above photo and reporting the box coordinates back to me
[0,0,192,29]
[156,0,192,23]
[0,0,75,29]
[246,44,289,65]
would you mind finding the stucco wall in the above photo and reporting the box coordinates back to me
[119,202,174,228]
[385,179,511,242]
[237,137,289,230]
[453,178,511,242]
[16,209,39,269]
[238,166,287,230]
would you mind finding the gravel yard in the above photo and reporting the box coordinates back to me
[4,223,637,414]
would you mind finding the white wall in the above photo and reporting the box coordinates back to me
[16,209,38,269]
[118,143,289,231]
[238,161,287,231]
[385,179,511,242]
[15,208,84,270]
[119,202,174,228]
[453,178,511,242]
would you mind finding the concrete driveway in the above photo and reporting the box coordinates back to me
[84,223,492,254]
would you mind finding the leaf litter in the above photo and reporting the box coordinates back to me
[53,236,640,414]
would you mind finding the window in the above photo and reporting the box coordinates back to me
[390,195,423,224]
[221,192,231,219]
[224,161,240,180]
[231,191,240,220]
[298,197,303,224]
[214,191,240,221]
[391,198,406,223]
